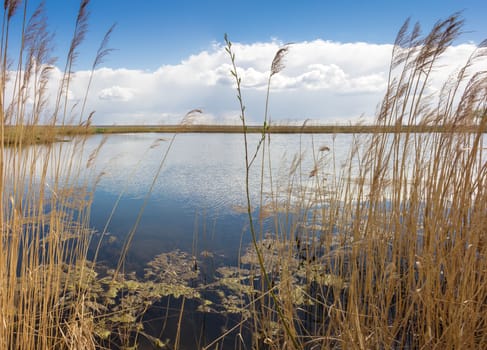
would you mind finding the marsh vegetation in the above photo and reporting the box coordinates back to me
[1,1,486,349]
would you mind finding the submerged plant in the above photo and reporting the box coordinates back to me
[222,13,487,350]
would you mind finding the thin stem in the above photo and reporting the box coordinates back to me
[224,34,299,349]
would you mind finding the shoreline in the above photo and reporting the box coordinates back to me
[3,123,487,140]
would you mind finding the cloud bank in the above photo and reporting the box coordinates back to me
[11,40,483,125]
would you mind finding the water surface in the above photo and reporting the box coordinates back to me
[87,132,352,268]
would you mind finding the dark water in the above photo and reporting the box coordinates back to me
[81,132,350,348]
[18,131,486,348]
[87,133,349,266]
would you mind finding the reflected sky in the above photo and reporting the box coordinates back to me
[85,132,354,267]
[90,133,350,207]
[11,132,485,268]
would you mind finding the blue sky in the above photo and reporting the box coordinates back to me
[6,1,487,124]
[34,0,487,69]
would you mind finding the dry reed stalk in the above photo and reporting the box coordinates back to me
[0,1,115,349]
[227,13,486,349]
[314,15,487,348]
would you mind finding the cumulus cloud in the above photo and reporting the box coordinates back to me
[5,40,482,125]
[99,85,135,101]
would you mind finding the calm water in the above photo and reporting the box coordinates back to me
[13,131,485,348]
[82,132,350,348]
[86,132,352,269]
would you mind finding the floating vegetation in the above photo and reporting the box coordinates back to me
[211,266,255,317]
[145,250,197,281]
[29,231,351,349]
[240,234,348,289]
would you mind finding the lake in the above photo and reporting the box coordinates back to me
[82,132,354,348]
[8,130,486,349]
[86,132,352,267]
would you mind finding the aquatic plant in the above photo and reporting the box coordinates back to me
[223,13,487,349]
[2,2,485,349]
[0,1,116,349]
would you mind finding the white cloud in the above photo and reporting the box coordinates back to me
[4,40,483,125]
[99,85,135,101]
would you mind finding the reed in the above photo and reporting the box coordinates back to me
[3,2,485,349]
[0,1,113,349]
[0,3,212,347]
[224,13,487,349]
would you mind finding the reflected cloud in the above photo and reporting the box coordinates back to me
[78,133,354,214]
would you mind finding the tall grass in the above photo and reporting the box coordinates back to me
[0,1,111,348]
[2,3,485,349]
[224,13,487,349]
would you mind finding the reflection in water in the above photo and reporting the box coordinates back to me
[13,132,354,349]
[84,132,353,348]
[17,132,486,349]
[90,133,350,208]
[87,132,353,267]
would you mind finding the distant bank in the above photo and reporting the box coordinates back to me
[88,124,487,134]
[3,124,487,145]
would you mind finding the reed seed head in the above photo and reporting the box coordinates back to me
[270,45,290,76]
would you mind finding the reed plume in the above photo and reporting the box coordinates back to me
[225,13,487,349]
[0,1,113,349]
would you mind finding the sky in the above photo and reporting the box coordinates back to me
[7,0,487,125]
